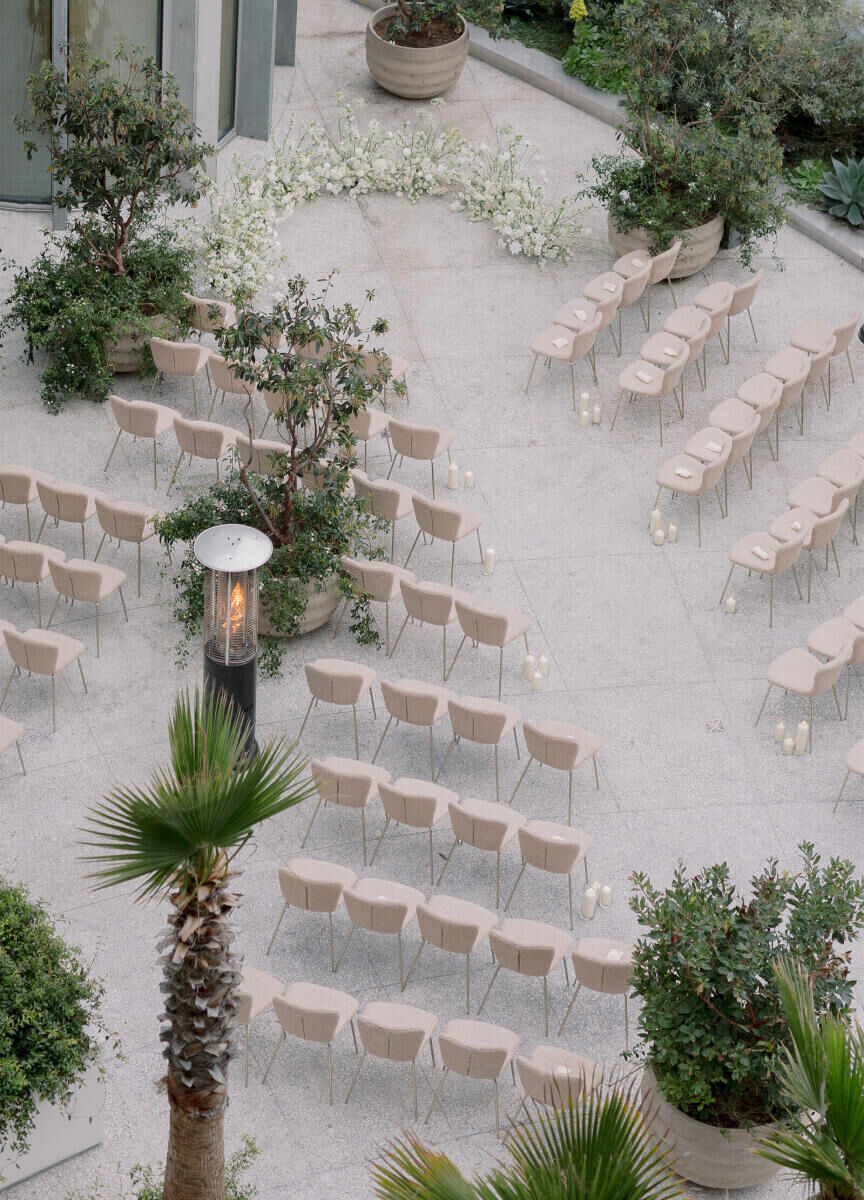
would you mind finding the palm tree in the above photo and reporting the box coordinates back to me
[81,689,315,1200]
[758,960,864,1200]
[372,1078,689,1200]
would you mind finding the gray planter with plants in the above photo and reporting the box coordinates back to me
[605,212,725,278]
[366,4,469,98]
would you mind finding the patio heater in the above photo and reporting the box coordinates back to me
[193,524,273,759]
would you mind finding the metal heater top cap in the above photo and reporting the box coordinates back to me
[193,524,274,572]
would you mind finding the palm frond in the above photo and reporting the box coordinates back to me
[371,1135,479,1200]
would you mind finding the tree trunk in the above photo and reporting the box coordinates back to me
[163,1077,226,1200]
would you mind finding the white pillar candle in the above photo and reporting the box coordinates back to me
[592,403,601,425]
[649,508,661,533]
[447,461,459,489]
[774,719,785,743]
[794,720,809,754]
[579,391,590,414]
[580,409,590,428]
[463,469,474,489]
[667,523,678,543]
[482,547,495,575]
[653,528,665,546]
[581,885,598,920]
[538,653,548,677]
[725,595,736,614]
[599,884,612,908]
[522,653,536,682]
[531,668,543,692]
[783,736,795,755]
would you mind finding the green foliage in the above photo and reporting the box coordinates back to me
[66,1134,260,1200]
[0,879,103,1161]
[784,158,831,207]
[628,843,864,1128]
[757,961,864,1200]
[819,157,864,228]
[561,20,627,93]
[373,1081,687,1199]
[385,0,502,42]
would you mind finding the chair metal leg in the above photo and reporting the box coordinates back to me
[403,528,422,570]
[166,448,184,496]
[425,1067,449,1123]
[35,513,48,543]
[625,993,630,1050]
[434,736,455,783]
[402,939,426,992]
[494,744,500,801]
[436,837,460,887]
[755,682,773,726]
[444,634,467,681]
[834,769,851,812]
[335,924,356,973]
[525,354,539,392]
[300,795,324,848]
[429,727,435,781]
[477,963,501,1015]
[344,1048,367,1104]
[368,816,391,868]
[266,900,289,955]
[769,575,774,628]
[389,613,409,660]
[261,1030,285,1084]
[371,714,393,764]
[557,981,582,1036]
[361,808,367,866]
[51,674,56,732]
[15,742,25,775]
[568,873,574,929]
[610,389,625,431]
[104,429,123,472]
[718,563,735,610]
[77,659,87,693]
[543,975,549,1037]
[95,603,101,658]
[505,862,526,911]
[0,666,16,711]
[46,592,61,630]
[352,705,360,759]
[509,756,534,805]
[297,695,315,743]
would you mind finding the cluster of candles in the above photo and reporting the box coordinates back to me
[581,881,613,919]
[578,392,601,428]
[774,718,809,755]
[649,508,677,547]
[446,463,474,490]
[523,652,549,691]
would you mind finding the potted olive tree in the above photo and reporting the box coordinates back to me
[628,843,864,1190]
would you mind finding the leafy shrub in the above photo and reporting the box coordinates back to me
[562,20,628,92]
[819,156,864,227]
[784,158,831,207]
[382,0,502,42]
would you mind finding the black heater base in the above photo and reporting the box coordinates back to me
[203,652,258,760]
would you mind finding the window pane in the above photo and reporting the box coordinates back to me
[0,0,52,203]
[68,0,161,65]
[219,0,239,140]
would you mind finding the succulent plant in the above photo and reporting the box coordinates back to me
[819,156,864,227]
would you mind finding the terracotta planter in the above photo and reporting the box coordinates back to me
[366,4,468,100]
[606,213,725,279]
[259,578,341,637]
[105,313,173,373]
[640,1068,779,1190]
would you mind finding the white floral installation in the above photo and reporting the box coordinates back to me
[196,99,582,304]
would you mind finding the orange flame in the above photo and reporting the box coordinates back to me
[228,581,245,635]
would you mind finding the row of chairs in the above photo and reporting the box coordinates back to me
[347,410,454,497]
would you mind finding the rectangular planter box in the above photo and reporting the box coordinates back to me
[0,1066,104,1191]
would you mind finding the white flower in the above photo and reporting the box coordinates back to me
[619,189,631,201]
[509,241,523,255]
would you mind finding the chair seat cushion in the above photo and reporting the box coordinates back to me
[359,1000,436,1038]
[612,251,651,279]
[420,893,498,941]
[736,373,782,410]
[709,397,762,435]
[729,532,784,570]
[764,346,810,382]
[638,333,688,368]
[655,453,707,494]
[347,876,426,915]
[807,617,862,663]
[662,305,710,340]
[582,272,623,303]
[459,796,526,838]
[236,965,285,1022]
[525,1044,602,1086]
[766,647,822,691]
[552,298,598,331]
[280,981,358,1034]
[787,477,838,517]
[498,917,572,964]
[381,778,458,827]
[789,321,834,355]
[286,857,357,890]
[619,359,665,395]
[530,325,575,360]
[693,281,734,313]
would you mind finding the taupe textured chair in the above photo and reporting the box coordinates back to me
[708,398,766,488]
[46,558,128,657]
[736,373,783,460]
[0,714,25,776]
[834,737,864,811]
[807,616,864,720]
[264,982,358,1104]
[387,418,455,497]
[791,307,861,404]
[552,297,607,341]
[0,540,66,627]
[515,1046,602,1117]
[718,270,763,358]
[233,965,285,1087]
[360,349,410,407]
[426,1018,519,1132]
[557,938,634,1045]
[581,272,623,355]
[1,627,87,731]
[764,345,822,437]
[370,777,458,883]
[149,337,211,416]
[167,416,237,495]
[662,306,712,391]
[35,480,106,557]
[235,433,289,479]
[94,498,156,598]
[372,679,457,777]
[780,501,849,602]
[653,427,731,546]
[402,893,498,1013]
[719,520,807,627]
[480,918,571,1036]
[756,643,850,751]
[612,357,685,445]
[438,694,522,802]
[788,470,860,547]
[505,821,592,929]
[812,449,864,543]
[510,719,601,822]
[347,407,391,472]
[350,469,419,563]
[405,496,486,586]
[613,241,681,327]
[691,280,733,365]
[336,877,426,988]
[391,578,466,679]
[183,292,237,335]
[525,313,602,404]
[207,354,257,431]
[298,658,378,759]
[605,261,651,346]
[0,467,53,541]
[266,857,358,970]
[303,757,390,865]
[336,557,415,654]
[437,795,526,907]
[105,394,177,488]
[260,388,290,435]
[449,597,532,700]
[346,1001,436,1120]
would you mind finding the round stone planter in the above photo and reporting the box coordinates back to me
[259,578,341,638]
[606,213,725,279]
[640,1068,779,1190]
[366,4,469,100]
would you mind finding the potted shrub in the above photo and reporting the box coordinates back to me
[1,47,211,413]
[366,0,500,99]
[629,843,864,1190]
[0,877,104,1184]
[155,273,397,677]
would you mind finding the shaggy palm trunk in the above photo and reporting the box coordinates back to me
[159,871,240,1200]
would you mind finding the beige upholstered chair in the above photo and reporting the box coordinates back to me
[438,795,527,907]
[346,1001,436,1120]
[426,1018,519,1132]
[183,293,237,336]
[526,313,602,404]
[662,305,712,390]
[0,540,66,627]
[505,821,592,928]
[337,557,415,654]
[552,297,607,343]
[371,777,458,883]
[303,757,390,865]
[350,469,419,563]
[791,308,862,404]
[834,737,864,811]
[266,857,357,970]
[372,679,457,777]
[708,399,766,489]
[510,719,601,822]
[653,431,731,545]
[105,394,177,488]
[612,358,685,445]
[402,894,498,1013]
[167,416,237,495]
[233,965,285,1087]
[683,422,747,512]
[764,344,823,437]
[0,714,25,776]
[207,354,257,431]
[386,418,455,498]
[336,877,426,988]
[347,408,391,472]
[149,337,211,416]
[722,270,763,356]
[235,433,289,479]
[405,496,486,586]
[844,593,864,630]
[557,938,634,1045]
[480,918,572,1036]
[582,272,623,354]
[719,520,807,627]
[299,658,378,759]
[259,388,290,435]
[807,615,864,722]
[776,502,849,602]
[756,642,850,750]
[788,472,860,550]
[359,348,410,407]
[391,578,465,678]
[94,498,156,598]
[1,627,87,731]
[812,449,864,543]
[264,982,359,1104]
[691,280,733,364]
[605,261,651,346]
[613,242,681,328]
[449,598,532,700]
[515,1046,601,1118]
[35,480,106,557]
[637,333,688,373]
[736,373,783,460]
[0,467,53,541]
[438,695,522,802]
[46,558,128,657]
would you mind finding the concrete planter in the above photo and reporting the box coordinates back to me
[607,212,725,279]
[366,5,469,99]
[640,1068,779,1190]
[0,1065,104,1191]
[105,313,173,374]
[259,578,341,637]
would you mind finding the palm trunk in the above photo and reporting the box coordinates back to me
[164,1076,226,1200]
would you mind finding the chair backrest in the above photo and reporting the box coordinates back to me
[813,645,852,692]
[737,372,782,414]
[95,498,153,543]
[183,293,237,333]
[819,449,864,491]
[772,529,807,573]
[357,1005,431,1062]
[658,358,686,395]
[388,419,450,461]
[348,408,389,441]
[273,991,341,1043]
[304,658,374,705]
[379,778,457,828]
[518,822,586,874]
[729,269,763,317]
[568,312,603,359]
[36,479,95,523]
[806,338,835,384]
[438,1023,515,1079]
[108,394,136,436]
[48,558,108,603]
[341,556,409,603]
[173,416,234,460]
[235,434,288,477]
[343,882,420,934]
[309,757,389,808]
[648,240,681,284]
[400,578,460,626]
[570,938,633,994]
[455,598,513,648]
[833,308,864,354]
[4,628,67,675]
[516,1052,598,1107]
[412,496,476,542]
[150,337,209,376]
[0,541,62,583]
[620,262,651,307]
[277,861,355,911]
[724,412,760,469]
[805,499,850,550]
[701,445,733,491]
[351,470,413,521]
[522,720,583,770]
[415,897,492,954]
[447,696,513,744]
[489,926,556,977]
[449,798,523,852]
[381,679,451,726]
[209,354,254,397]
